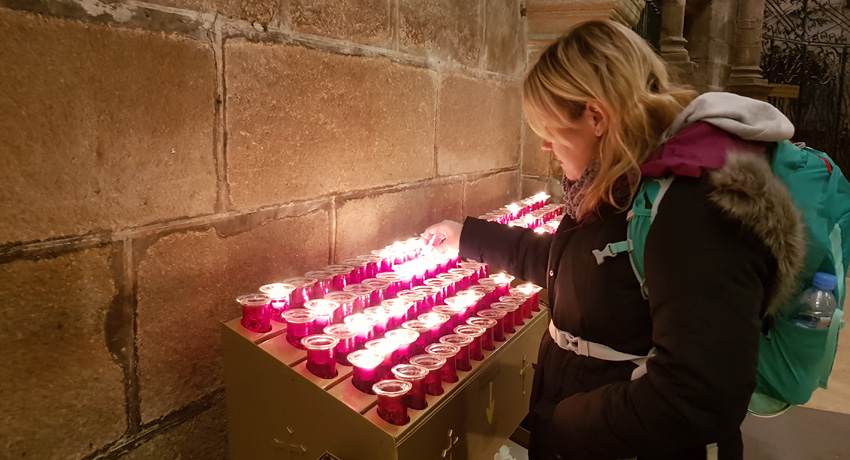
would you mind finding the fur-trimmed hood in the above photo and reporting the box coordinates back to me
[643,93,806,318]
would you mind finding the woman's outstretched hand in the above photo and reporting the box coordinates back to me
[422,220,463,253]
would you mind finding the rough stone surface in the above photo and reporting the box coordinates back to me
[226,40,436,210]
[522,176,564,202]
[485,0,524,75]
[288,0,391,46]
[119,395,227,460]
[335,183,463,261]
[399,0,482,67]
[143,0,278,23]
[0,248,125,459]
[136,211,329,422]
[0,9,216,245]
[522,120,550,176]
[465,172,520,218]
[437,75,521,176]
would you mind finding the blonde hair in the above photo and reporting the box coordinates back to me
[524,20,698,217]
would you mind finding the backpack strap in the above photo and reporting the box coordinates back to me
[591,177,675,299]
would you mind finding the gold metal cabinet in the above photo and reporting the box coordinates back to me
[222,307,548,460]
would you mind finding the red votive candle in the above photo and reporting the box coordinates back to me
[477,309,507,342]
[500,295,528,326]
[373,379,412,426]
[510,288,534,319]
[450,290,484,322]
[342,258,369,284]
[324,323,358,366]
[439,334,473,371]
[487,273,515,297]
[396,290,426,321]
[381,298,413,330]
[412,286,439,313]
[436,273,464,297]
[365,338,399,380]
[237,294,271,333]
[259,283,295,323]
[425,343,460,383]
[418,312,449,341]
[282,309,317,349]
[305,271,334,297]
[454,325,486,361]
[347,350,384,394]
[304,299,341,334]
[423,278,448,305]
[385,328,420,363]
[517,283,543,312]
[402,320,433,352]
[432,305,463,335]
[467,317,497,351]
[491,302,519,334]
[446,249,460,270]
[344,313,378,349]
[391,364,430,410]
[370,248,394,273]
[357,254,383,279]
[376,272,403,298]
[302,334,340,379]
[448,268,476,290]
[343,283,375,314]
[364,306,392,336]
[459,261,486,283]
[324,291,357,323]
[325,264,355,291]
[361,278,391,307]
[409,354,447,396]
[283,277,318,310]
[470,284,496,312]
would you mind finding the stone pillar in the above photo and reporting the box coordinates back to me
[659,0,695,80]
[726,0,772,100]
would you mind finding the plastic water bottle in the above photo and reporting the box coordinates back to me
[790,272,838,329]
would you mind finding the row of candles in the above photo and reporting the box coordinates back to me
[236,193,560,425]
[479,202,564,235]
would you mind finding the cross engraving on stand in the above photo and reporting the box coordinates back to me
[272,426,307,460]
[519,354,530,396]
[441,428,460,459]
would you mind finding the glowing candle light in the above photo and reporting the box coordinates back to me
[364,306,392,337]
[258,283,295,322]
[365,338,399,380]
[381,298,414,330]
[488,273,515,297]
[418,312,449,341]
[303,299,341,334]
[347,350,384,394]
[516,282,543,313]
[385,328,420,363]
[343,313,378,349]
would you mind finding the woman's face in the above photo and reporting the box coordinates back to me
[539,103,606,180]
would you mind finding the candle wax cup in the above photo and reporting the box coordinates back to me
[530,292,540,312]
[454,345,471,371]
[439,355,458,383]
[481,327,495,350]
[423,370,443,396]
[404,378,427,410]
[352,366,377,394]
[241,305,270,333]
[306,347,337,379]
[269,299,289,322]
[468,336,483,361]
[335,337,356,365]
[286,322,311,349]
[377,393,409,425]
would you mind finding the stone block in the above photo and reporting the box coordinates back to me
[399,0,482,67]
[484,0,524,75]
[334,183,463,261]
[0,9,216,245]
[225,40,436,210]
[437,75,521,176]
[119,395,227,460]
[136,210,329,422]
[143,0,278,24]
[0,248,125,459]
[288,0,391,46]
[465,172,520,218]
[522,121,550,176]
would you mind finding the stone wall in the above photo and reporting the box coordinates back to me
[0,0,527,458]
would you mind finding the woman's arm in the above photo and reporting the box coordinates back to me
[459,217,553,288]
[544,178,771,459]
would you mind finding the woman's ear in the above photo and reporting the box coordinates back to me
[585,100,609,137]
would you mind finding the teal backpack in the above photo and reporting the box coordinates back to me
[621,140,850,416]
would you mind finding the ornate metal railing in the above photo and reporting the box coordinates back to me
[762,0,850,173]
[633,0,663,51]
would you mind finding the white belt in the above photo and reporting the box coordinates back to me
[548,320,654,380]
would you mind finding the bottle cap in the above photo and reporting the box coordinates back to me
[813,272,838,291]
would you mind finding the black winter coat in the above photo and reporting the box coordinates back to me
[459,156,802,460]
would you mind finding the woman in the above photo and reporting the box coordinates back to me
[424,20,804,460]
